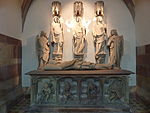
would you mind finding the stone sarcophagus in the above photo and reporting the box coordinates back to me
[27,70,133,112]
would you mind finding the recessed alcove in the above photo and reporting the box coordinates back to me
[0,0,150,112]
[22,0,136,87]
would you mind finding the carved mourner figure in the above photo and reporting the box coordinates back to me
[62,81,73,103]
[51,16,64,62]
[93,15,107,64]
[37,31,50,70]
[73,16,86,58]
[38,82,54,103]
[107,29,124,69]
[87,81,98,100]
[106,79,124,103]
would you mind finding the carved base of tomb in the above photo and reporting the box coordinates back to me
[26,70,133,112]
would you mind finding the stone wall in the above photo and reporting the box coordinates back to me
[136,44,150,105]
[0,34,22,113]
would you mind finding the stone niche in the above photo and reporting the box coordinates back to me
[26,0,134,112]
[26,70,133,112]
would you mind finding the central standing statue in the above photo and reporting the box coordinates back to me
[73,1,86,59]
[92,1,107,64]
[73,16,86,58]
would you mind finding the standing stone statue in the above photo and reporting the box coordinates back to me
[37,31,50,70]
[73,16,86,59]
[107,29,124,69]
[51,1,63,62]
[92,15,107,64]
[51,16,64,62]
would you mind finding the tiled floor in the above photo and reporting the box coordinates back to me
[129,94,150,113]
[8,93,150,113]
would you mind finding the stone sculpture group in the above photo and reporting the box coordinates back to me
[37,1,124,70]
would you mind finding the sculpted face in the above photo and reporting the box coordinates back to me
[111,29,118,36]
[96,16,103,23]
[54,16,60,23]
[40,31,46,37]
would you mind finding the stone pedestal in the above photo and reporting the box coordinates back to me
[27,69,133,112]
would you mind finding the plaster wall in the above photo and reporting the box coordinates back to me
[135,0,150,46]
[22,0,136,86]
[0,0,22,39]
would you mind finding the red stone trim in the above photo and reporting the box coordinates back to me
[0,34,22,81]
[0,34,21,45]
[136,44,150,76]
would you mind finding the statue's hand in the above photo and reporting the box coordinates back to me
[51,41,54,47]
[94,38,96,43]
[59,42,63,47]
[47,42,50,46]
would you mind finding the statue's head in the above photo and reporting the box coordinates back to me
[43,82,49,88]
[95,1,104,17]
[52,1,61,17]
[64,81,71,90]
[111,29,118,36]
[88,81,96,89]
[40,31,46,37]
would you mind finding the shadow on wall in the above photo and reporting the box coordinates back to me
[22,34,39,86]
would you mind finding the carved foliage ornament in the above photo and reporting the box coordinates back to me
[95,1,104,17]
[74,1,83,17]
[52,1,61,17]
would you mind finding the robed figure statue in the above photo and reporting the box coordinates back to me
[73,16,86,58]
[107,29,124,69]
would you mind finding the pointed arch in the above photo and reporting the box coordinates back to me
[21,0,135,30]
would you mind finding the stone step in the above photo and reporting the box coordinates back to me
[26,106,130,113]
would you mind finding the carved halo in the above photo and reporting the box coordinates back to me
[74,1,83,17]
[95,1,104,17]
[52,1,61,17]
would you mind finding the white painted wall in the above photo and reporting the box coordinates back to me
[22,0,136,86]
[135,0,150,46]
[0,0,22,39]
